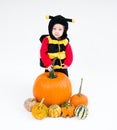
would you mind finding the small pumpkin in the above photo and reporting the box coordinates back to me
[61,102,75,117]
[48,104,61,118]
[70,78,88,107]
[24,98,37,112]
[33,59,72,106]
[74,105,88,119]
[32,98,48,120]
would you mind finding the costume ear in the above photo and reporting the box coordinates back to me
[45,15,75,23]
[39,34,49,42]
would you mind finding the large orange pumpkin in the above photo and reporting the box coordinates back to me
[33,70,72,106]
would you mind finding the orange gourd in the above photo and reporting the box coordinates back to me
[61,102,75,117]
[33,59,72,106]
[70,78,88,107]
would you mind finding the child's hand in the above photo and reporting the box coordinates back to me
[47,65,53,71]
[62,64,68,69]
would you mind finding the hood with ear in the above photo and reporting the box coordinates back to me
[48,15,68,40]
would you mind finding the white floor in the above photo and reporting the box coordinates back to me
[0,0,117,129]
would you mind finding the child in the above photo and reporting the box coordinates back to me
[39,15,74,77]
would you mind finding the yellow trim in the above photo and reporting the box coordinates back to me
[47,36,68,46]
[54,65,63,69]
[48,51,66,59]
[45,65,63,70]
[45,15,49,19]
[72,19,75,23]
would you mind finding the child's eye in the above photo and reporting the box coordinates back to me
[53,28,56,30]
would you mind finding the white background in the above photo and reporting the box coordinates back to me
[0,0,117,129]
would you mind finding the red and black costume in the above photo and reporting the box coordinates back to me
[39,15,74,76]
[40,36,73,76]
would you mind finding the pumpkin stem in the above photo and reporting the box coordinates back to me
[48,58,57,79]
[78,78,83,96]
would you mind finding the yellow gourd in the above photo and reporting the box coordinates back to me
[48,104,61,118]
[32,98,48,120]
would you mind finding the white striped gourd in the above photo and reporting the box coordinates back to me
[74,105,88,119]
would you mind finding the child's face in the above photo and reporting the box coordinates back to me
[52,24,64,39]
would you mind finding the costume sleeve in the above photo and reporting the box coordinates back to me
[64,43,73,67]
[40,37,52,67]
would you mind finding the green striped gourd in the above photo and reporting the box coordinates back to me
[74,105,88,119]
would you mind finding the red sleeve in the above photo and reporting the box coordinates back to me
[40,37,52,67]
[64,43,73,67]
